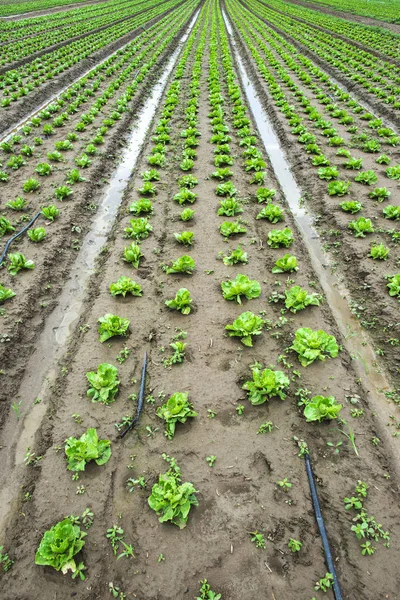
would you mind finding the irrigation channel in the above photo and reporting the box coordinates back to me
[0,1,399,599]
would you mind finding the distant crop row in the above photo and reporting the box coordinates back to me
[0,0,105,17]
[299,0,400,24]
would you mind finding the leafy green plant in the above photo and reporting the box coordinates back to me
[86,363,119,405]
[36,162,52,176]
[162,256,195,274]
[156,392,197,439]
[212,167,233,180]
[369,244,389,260]
[35,519,86,576]
[368,187,390,201]
[243,364,289,404]
[41,205,59,221]
[220,245,248,265]
[225,311,264,347]
[23,178,40,193]
[0,547,14,572]
[314,573,334,592]
[354,170,378,185]
[180,158,194,171]
[66,169,85,184]
[0,217,15,237]
[28,227,46,242]
[65,428,111,472]
[318,166,338,180]
[123,243,142,268]
[387,274,400,301]
[288,539,302,552]
[303,395,343,422]
[0,284,15,304]
[272,254,298,273]
[256,187,276,203]
[386,165,400,180]
[215,182,237,197]
[284,286,322,313]
[267,228,294,248]
[178,174,197,188]
[47,151,63,162]
[290,328,339,366]
[6,196,28,211]
[339,201,362,214]
[55,185,73,200]
[219,221,246,237]
[8,253,34,275]
[221,274,261,304]
[75,154,91,168]
[383,205,400,220]
[97,314,130,343]
[327,181,351,196]
[217,198,243,217]
[6,155,25,170]
[196,579,222,600]
[124,218,152,240]
[129,199,153,215]
[148,454,198,529]
[174,231,194,246]
[343,157,363,170]
[348,217,374,237]
[250,530,266,549]
[376,154,390,165]
[165,288,193,314]
[256,203,284,223]
[110,276,142,297]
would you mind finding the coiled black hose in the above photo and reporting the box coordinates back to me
[0,211,42,267]
[305,452,343,600]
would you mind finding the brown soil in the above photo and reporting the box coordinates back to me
[1,2,400,600]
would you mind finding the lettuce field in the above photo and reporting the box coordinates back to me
[0,0,399,598]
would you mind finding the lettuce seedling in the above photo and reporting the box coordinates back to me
[124,218,152,240]
[8,253,34,275]
[165,288,193,314]
[383,205,400,220]
[327,181,351,196]
[97,314,130,343]
[285,286,322,313]
[174,231,194,246]
[250,171,266,184]
[215,154,233,167]
[55,185,73,200]
[386,165,400,180]
[65,428,111,471]
[0,217,15,238]
[291,327,339,366]
[41,205,59,221]
[86,363,119,404]
[348,217,374,237]
[303,395,343,422]
[369,244,389,260]
[212,167,233,180]
[156,393,197,439]
[226,311,264,347]
[343,157,363,170]
[243,365,290,404]
[162,256,195,274]
[354,170,378,185]
[174,189,197,205]
[55,140,73,151]
[28,227,46,242]
[220,245,248,266]
[256,187,276,203]
[110,276,142,297]
[256,204,284,223]
[6,196,28,211]
[147,153,166,167]
[368,187,390,201]
[318,166,338,180]
[35,519,86,576]
[148,454,198,528]
[7,155,25,170]
[123,243,142,268]
[376,154,390,165]
[215,182,237,197]
[142,169,160,182]
[180,158,194,171]
[129,199,153,215]
[36,162,51,176]
[0,284,15,304]
[312,155,330,166]
[387,274,400,301]
[271,254,298,274]
[267,228,294,248]
[219,221,247,238]
[218,198,243,217]
[180,208,195,221]
[221,274,261,304]
[339,201,362,214]
[75,154,91,168]
[47,151,63,162]
[23,178,40,193]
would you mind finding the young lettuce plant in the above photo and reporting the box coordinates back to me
[0,217,15,237]
[256,203,284,223]
[123,243,142,268]
[178,175,198,188]
[272,254,298,274]
[109,276,142,298]
[225,311,264,347]
[383,205,400,220]
[212,167,233,180]
[41,205,59,221]
[303,395,343,422]
[162,256,195,275]
[148,454,198,529]
[215,182,237,197]
[256,187,276,203]
[219,221,246,238]
[327,181,351,196]
[0,284,15,304]
[221,274,261,304]
[23,178,40,193]
[386,165,400,180]
[180,208,195,222]
[6,196,28,211]
[368,187,390,202]
[28,227,46,242]
[55,186,73,201]
[66,169,85,184]
[348,218,374,238]
[165,288,193,315]
[129,199,153,215]
[35,519,86,577]
[156,393,197,439]
[291,328,339,367]
[318,166,338,180]
[65,428,111,472]
[97,314,130,343]
[8,253,34,275]
[174,189,197,205]
[387,274,400,301]
[217,198,243,217]
[340,201,362,214]
[124,218,152,241]
[220,245,248,266]
[267,228,294,248]
[354,170,378,186]
[243,364,290,404]
[369,244,389,260]
[284,286,322,313]
[36,162,52,176]
[343,157,363,170]
[86,363,119,404]
[174,231,194,246]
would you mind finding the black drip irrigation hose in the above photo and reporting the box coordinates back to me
[305,452,343,600]
[0,211,42,267]
[120,351,148,438]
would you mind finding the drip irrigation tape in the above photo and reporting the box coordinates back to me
[0,211,42,267]
[120,351,148,438]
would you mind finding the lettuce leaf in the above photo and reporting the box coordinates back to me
[97,314,130,343]
[156,392,197,439]
[225,311,264,346]
[221,274,261,304]
[86,363,119,404]
[35,519,86,574]
[290,327,339,367]
[65,427,111,472]
[303,395,343,422]
[243,365,289,404]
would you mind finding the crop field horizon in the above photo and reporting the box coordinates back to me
[0,0,399,598]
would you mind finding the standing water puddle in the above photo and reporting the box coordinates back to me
[222,11,400,470]
[0,8,199,494]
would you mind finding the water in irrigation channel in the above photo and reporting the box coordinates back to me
[0,9,200,533]
[222,10,400,474]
